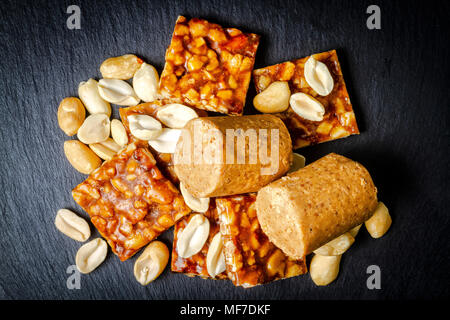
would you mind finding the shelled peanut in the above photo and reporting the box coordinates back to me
[134,241,169,285]
[310,202,391,286]
[57,97,86,136]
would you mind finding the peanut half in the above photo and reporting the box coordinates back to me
[133,241,169,285]
[133,62,159,102]
[304,56,334,96]
[288,153,306,174]
[156,104,198,129]
[206,232,226,278]
[77,114,110,144]
[148,128,181,153]
[310,254,341,286]
[75,238,108,274]
[100,54,143,80]
[111,119,129,147]
[89,138,122,161]
[314,232,355,256]
[128,114,162,140]
[78,79,111,116]
[365,202,392,238]
[55,209,90,242]
[253,81,291,113]
[177,214,210,258]
[98,79,140,106]
[290,92,325,121]
[64,140,101,174]
[57,97,86,136]
[180,182,209,213]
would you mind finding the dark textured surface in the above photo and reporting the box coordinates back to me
[0,0,449,300]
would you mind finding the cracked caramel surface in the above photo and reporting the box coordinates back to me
[253,50,359,148]
[159,16,260,115]
[72,144,191,261]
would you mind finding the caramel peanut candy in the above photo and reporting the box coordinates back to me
[171,201,228,279]
[253,50,359,149]
[119,102,207,184]
[216,194,307,288]
[159,16,260,115]
[72,144,191,261]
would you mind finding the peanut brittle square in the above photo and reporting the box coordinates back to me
[72,144,191,261]
[216,193,307,288]
[171,201,228,279]
[159,16,260,115]
[253,50,359,149]
[119,102,208,184]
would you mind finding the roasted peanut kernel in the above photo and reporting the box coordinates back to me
[100,54,143,80]
[111,119,128,147]
[78,79,111,116]
[177,214,210,258]
[128,114,162,140]
[187,55,205,71]
[365,202,392,238]
[253,81,291,113]
[304,56,334,96]
[148,128,181,154]
[279,62,296,81]
[266,249,286,277]
[208,29,227,43]
[77,114,110,144]
[133,241,169,285]
[180,182,209,213]
[330,126,349,139]
[57,97,86,136]
[157,214,174,228]
[288,153,306,174]
[310,254,341,286]
[89,138,122,161]
[189,20,209,37]
[314,232,355,256]
[55,209,90,242]
[64,140,102,174]
[133,63,159,102]
[290,92,325,121]
[98,79,140,106]
[174,24,189,36]
[156,104,198,129]
[206,232,226,278]
[75,238,108,274]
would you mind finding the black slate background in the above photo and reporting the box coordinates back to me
[0,0,449,300]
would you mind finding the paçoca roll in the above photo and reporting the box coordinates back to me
[256,153,378,259]
[174,114,292,198]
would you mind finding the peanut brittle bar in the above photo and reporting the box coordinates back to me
[253,50,359,149]
[159,16,260,115]
[171,200,228,279]
[216,193,307,288]
[72,144,191,261]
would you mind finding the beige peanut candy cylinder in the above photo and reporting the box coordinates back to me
[174,115,292,198]
[256,153,378,259]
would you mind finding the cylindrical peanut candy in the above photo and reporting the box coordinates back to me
[174,115,292,198]
[256,153,378,259]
